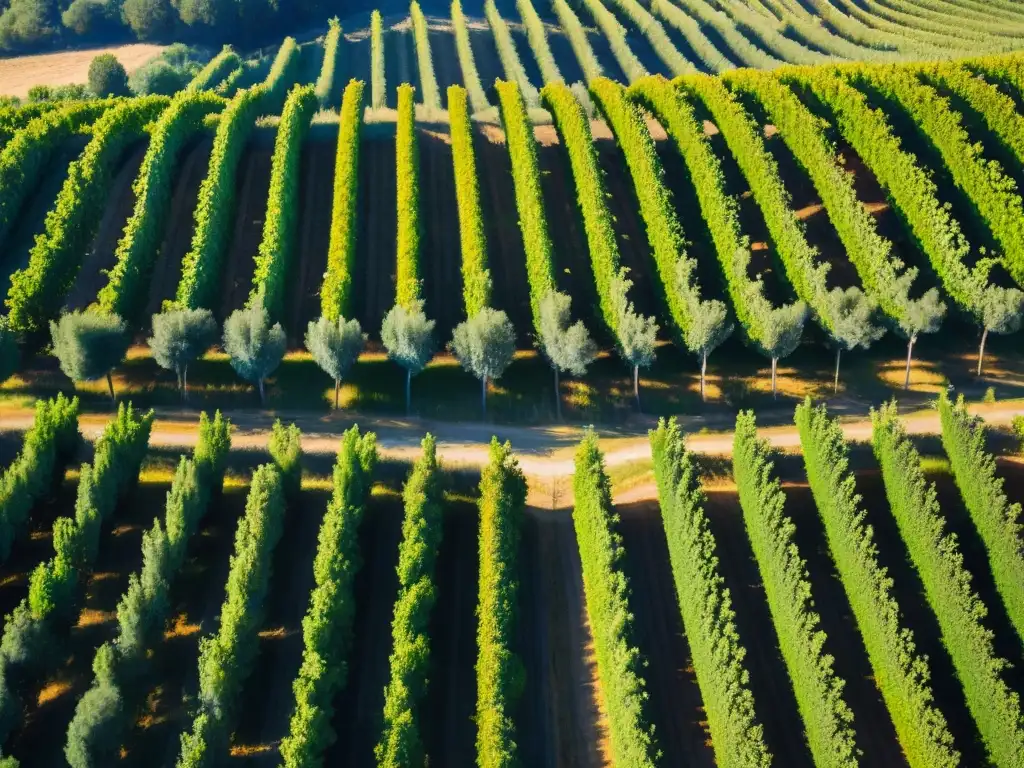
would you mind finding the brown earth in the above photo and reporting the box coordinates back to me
[351,135,397,337]
[0,44,164,99]
[289,137,337,338]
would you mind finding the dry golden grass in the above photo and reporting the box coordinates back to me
[0,43,164,98]
[36,679,72,707]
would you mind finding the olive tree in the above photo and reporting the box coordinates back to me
[381,301,436,415]
[304,315,366,409]
[677,259,733,401]
[977,285,1023,377]
[896,287,946,390]
[760,302,807,398]
[50,311,129,405]
[450,308,515,417]
[148,308,217,401]
[610,273,658,412]
[827,287,884,393]
[538,291,597,420]
[222,303,286,405]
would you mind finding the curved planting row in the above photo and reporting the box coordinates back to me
[851,65,1024,287]
[371,11,386,110]
[0,99,109,249]
[795,400,958,768]
[450,0,490,112]
[187,45,243,92]
[732,411,859,768]
[668,0,783,69]
[375,435,444,766]
[572,432,658,766]
[65,412,231,768]
[716,0,830,64]
[494,80,556,332]
[249,84,318,321]
[0,101,58,149]
[578,0,647,82]
[6,96,169,334]
[517,0,562,85]
[551,0,603,83]
[0,393,80,566]
[395,84,421,309]
[627,77,806,375]
[262,36,302,113]
[410,1,441,112]
[0,404,153,756]
[484,0,541,109]
[97,91,225,325]
[606,0,693,76]
[448,86,491,317]
[280,426,377,767]
[938,392,1024,645]
[761,0,891,61]
[871,403,1024,767]
[316,18,343,107]
[650,418,772,768]
[475,439,527,767]
[648,0,736,73]
[322,79,366,321]
[176,421,300,766]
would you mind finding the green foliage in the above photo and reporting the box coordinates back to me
[494,80,556,333]
[732,411,859,768]
[129,60,189,96]
[714,0,828,65]
[371,11,386,110]
[261,36,301,113]
[0,101,55,147]
[304,315,365,406]
[186,45,242,92]
[49,311,129,385]
[648,0,735,72]
[1012,415,1024,453]
[605,0,693,77]
[516,0,562,85]
[65,412,230,768]
[176,462,287,768]
[938,392,1024,645]
[0,394,79,565]
[6,96,168,334]
[381,301,436,377]
[572,431,658,766]
[450,0,489,112]
[88,54,129,97]
[538,290,597,376]
[577,0,647,82]
[610,271,658,371]
[375,435,444,766]
[410,2,440,112]
[871,402,1024,767]
[147,308,218,395]
[450,308,516,410]
[98,91,224,325]
[268,419,303,503]
[448,85,491,316]
[396,84,422,310]
[649,419,771,768]
[321,79,365,321]
[315,18,343,108]
[249,84,317,320]
[667,0,782,68]
[476,438,526,768]
[222,303,286,403]
[550,0,603,83]
[484,0,540,109]
[795,400,958,768]
[0,318,17,383]
[280,426,377,767]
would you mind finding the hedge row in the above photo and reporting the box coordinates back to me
[516,0,563,85]
[371,11,386,110]
[541,82,622,336]
[871,402,1024,767]
[321,79,366,321]
[375,435,444,766]
[476,439,527,767]
[249,84,318,320]
[0,99,109,250]
[577,0,647,82]
[396,83,422,310]
[938,392,1024,644]
[550,0,603,83]
[668,0,782,69]
[261,36,302,114]
[852,65,1024,287]
[732,411,859,768]
[649,418,772,768]
[494,80,556,333]
[648,0,734,73]
[316,18,343,108]
[280,426,377,767]
[97,91,225,325]
[715,0,828,65]
[410,1,442,111]
[606,0,692,76]
[572,432,658,766]
[6,96,169,334]
[484,0,541,109]
[0,394,80,565]
[448,85,491,317]
[174,86,268,310]
[65,412,231,768]
[795,400,958,768]
[450,0,490,112]
[176,430,296,766]
[187,45,243,92]
[0,404,152,752]
[0,101,58,149]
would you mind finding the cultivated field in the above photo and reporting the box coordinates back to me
[0,44,165,99]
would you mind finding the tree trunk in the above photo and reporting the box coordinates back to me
[334,379,340,410]
[700,352,707,402]
[634,364,641,413]
[183,366,188,403]
[771,358,778,399]
[481,375,488,418]
[834,348,841,394]
[554,367,561,421]
[106,371,116,407]
[904,337,915,390]
[258,377,266,405]
[977,327,989,377]
[405,369,412,416]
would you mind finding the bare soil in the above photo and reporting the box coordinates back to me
[0,44,164,99]
[350,135,397,336]
[289,137,336,338]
